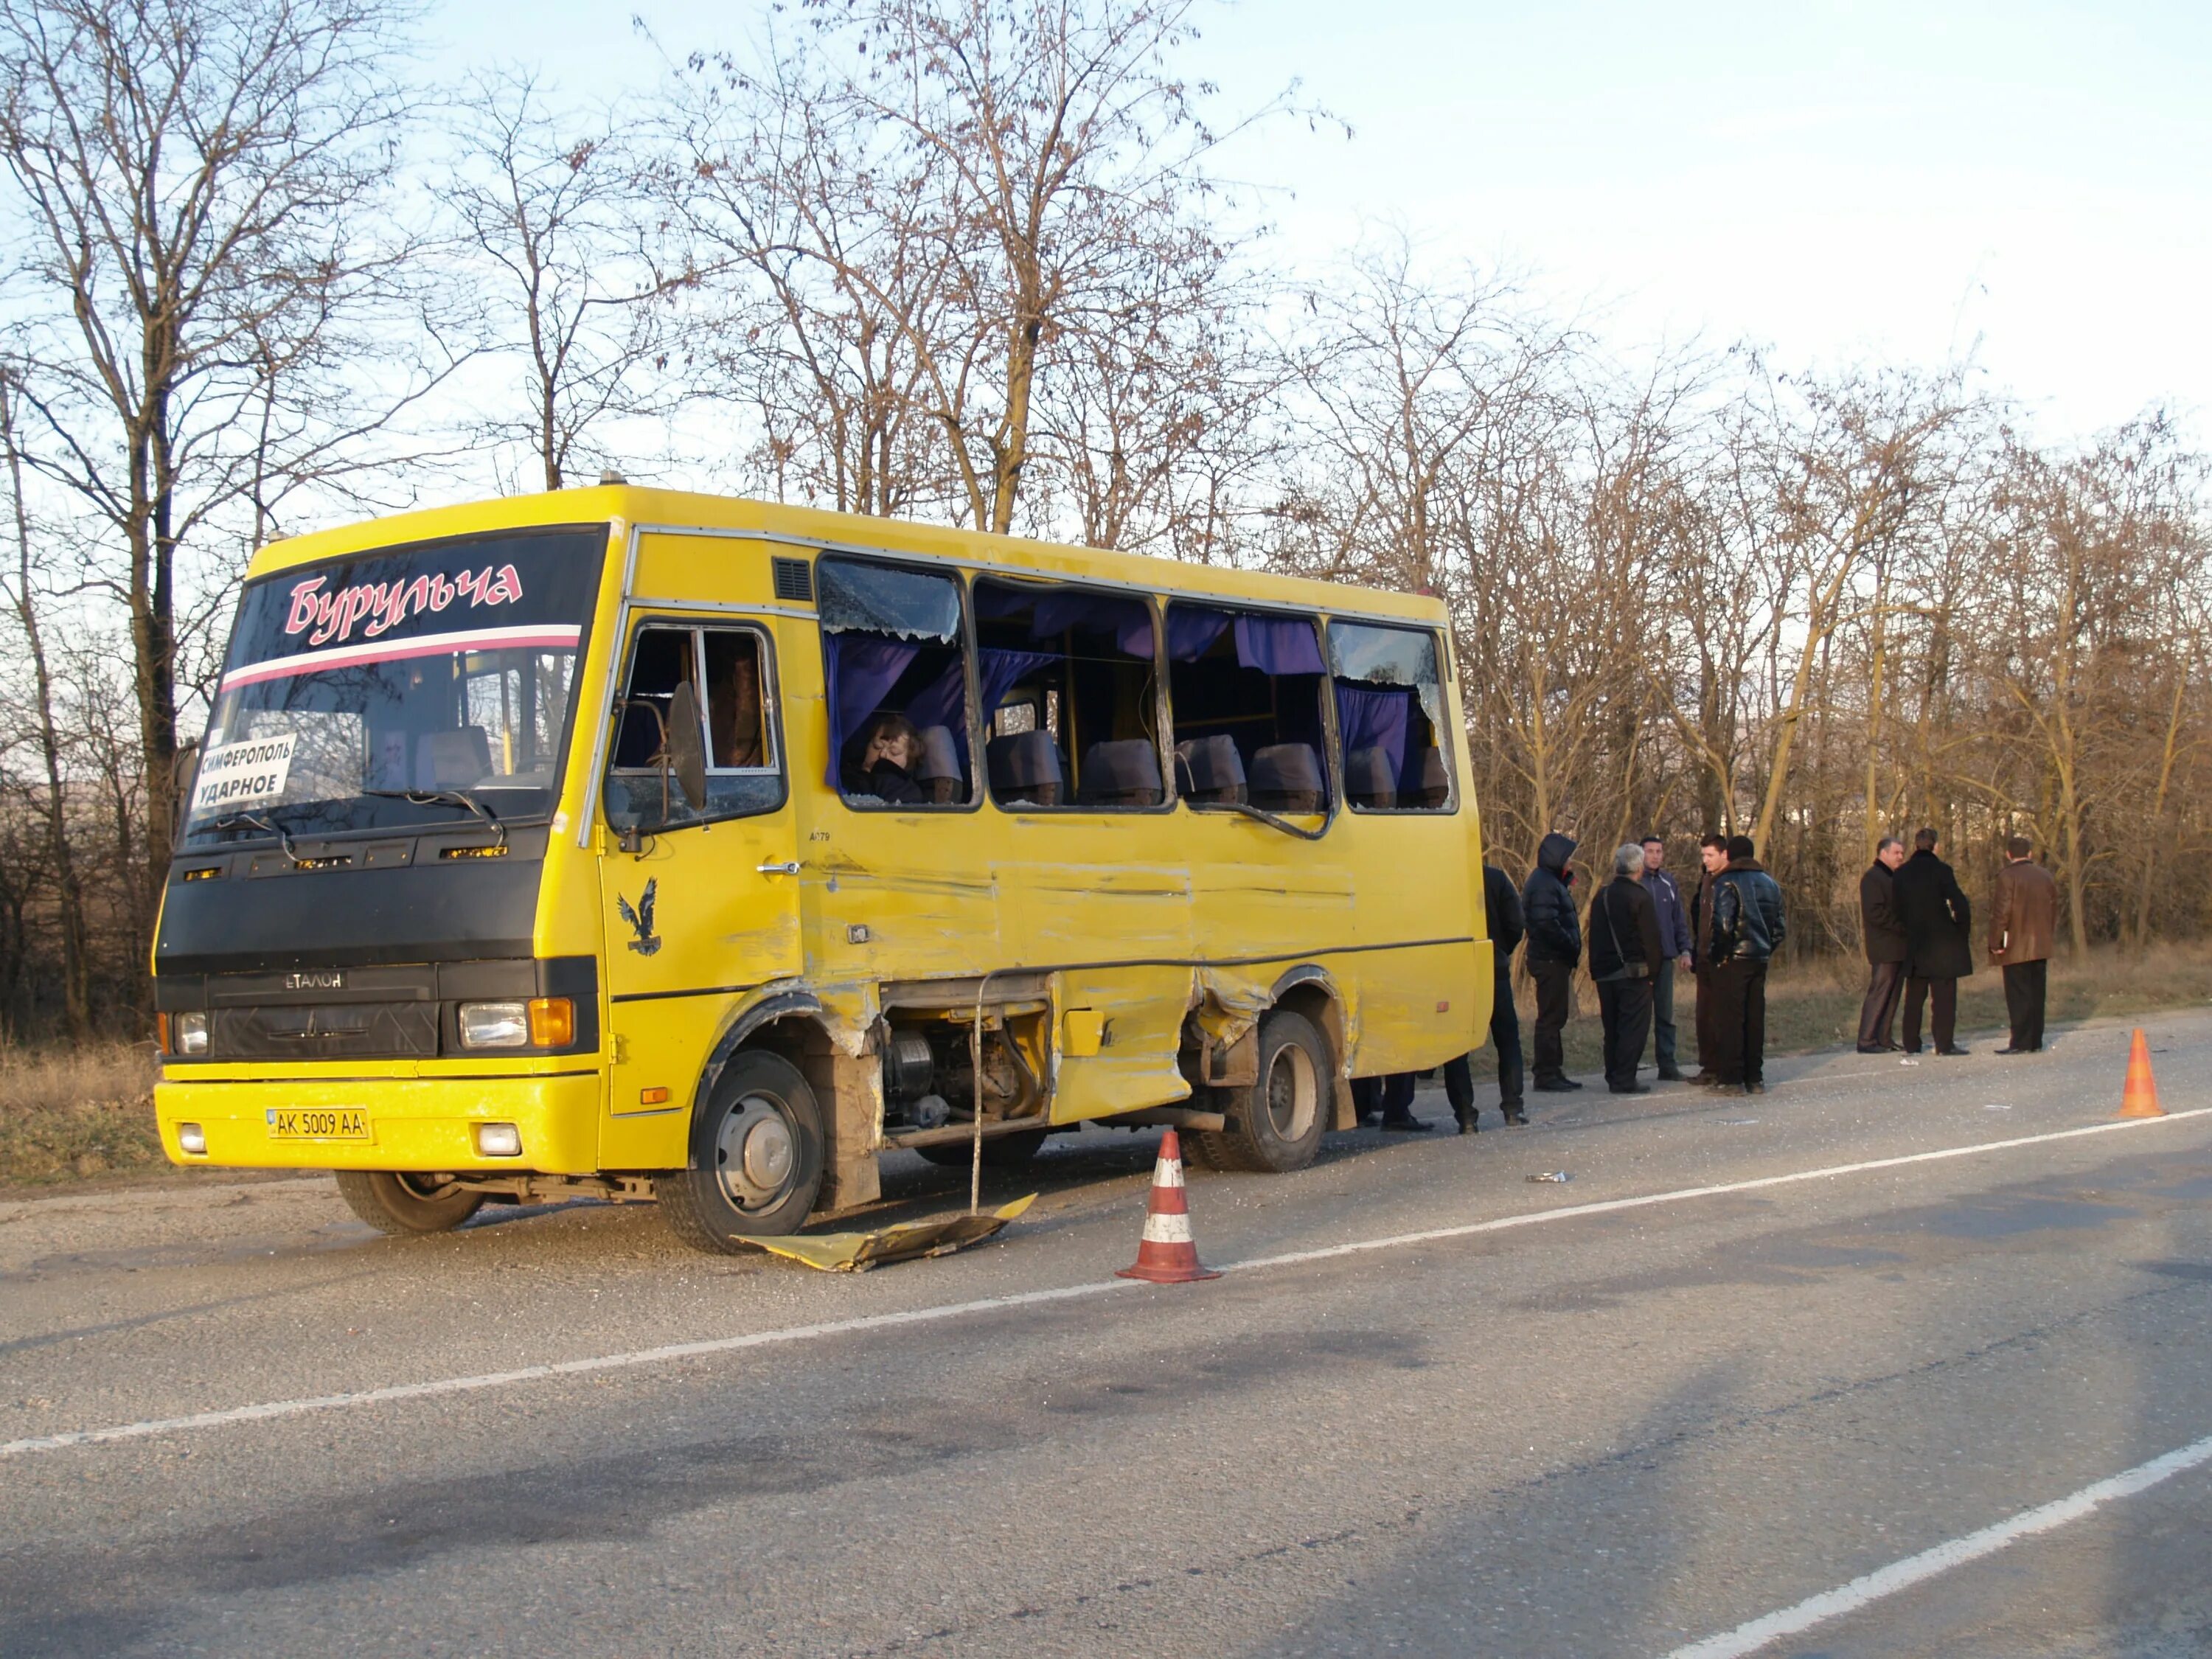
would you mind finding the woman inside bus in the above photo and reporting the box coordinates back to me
[841,712,925,804]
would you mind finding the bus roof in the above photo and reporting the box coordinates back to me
[246,487,1448,628]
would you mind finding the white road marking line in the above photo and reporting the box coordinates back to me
[6,1106,2208,1461]
[1660,1428,2212,1659]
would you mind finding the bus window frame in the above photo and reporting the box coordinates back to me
[1327,618,1460,818]
[1162,597,1340,834]
[604,615,789,832]
[818,552,984,816]
[974,574,1174,817]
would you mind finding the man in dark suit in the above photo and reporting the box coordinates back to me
[1893,827,1975,1055]
[1856,836,1909,1051]
[1447,862,1527,1130]
[1989,836,2059,1054]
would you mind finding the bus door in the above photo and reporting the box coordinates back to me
[597,614,802,1165]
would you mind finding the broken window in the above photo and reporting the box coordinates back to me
[1164,605,1331,813]
[1329,620,1455,813]
[974,579,1163,809]
[818,557,973,807]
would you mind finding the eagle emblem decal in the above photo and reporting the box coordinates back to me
[618,879,661,956]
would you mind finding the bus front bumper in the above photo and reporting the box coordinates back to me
[154,1071,605,1175]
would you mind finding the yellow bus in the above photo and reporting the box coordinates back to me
[152,487,1491,1251]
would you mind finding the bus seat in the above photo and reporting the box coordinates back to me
[1175,734,1246,804]
[988,730,1064,807]
[1250,743,1323,813]
[1080,739,1163,807]
[419,727,492,790]
[1418,747,1450,807]
[1346,746,1397,810]
[915,725,964,804]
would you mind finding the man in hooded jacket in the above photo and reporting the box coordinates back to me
[1893,827,1974,1055]
[1521,832,1582,1091]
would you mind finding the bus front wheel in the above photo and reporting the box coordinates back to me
[335,1171,487,1235]
[1196,1009,1330,1173]
[658,1051,826,1251]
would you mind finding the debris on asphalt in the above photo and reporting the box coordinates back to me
[737,1193,1037,1272]
[1985,1102,2012,1110]
[1717,1117,1759,1125]
[1526,1171,1572,1183]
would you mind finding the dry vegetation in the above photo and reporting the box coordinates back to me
[0,1040,159,1186]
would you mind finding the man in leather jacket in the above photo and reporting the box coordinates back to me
[1520,832,1582,1091]
[1706,835,1787,1093]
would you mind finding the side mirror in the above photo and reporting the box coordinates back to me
[663,681,708,811]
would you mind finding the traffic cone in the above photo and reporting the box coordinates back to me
[2118,1028,2166,1119]
[1116,1129,1220,1284]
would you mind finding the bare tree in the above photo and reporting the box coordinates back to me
[0,0,423,913]
[451,67,685,492]
[0,366,86,1036]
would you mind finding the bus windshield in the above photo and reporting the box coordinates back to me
[181,527,605,846]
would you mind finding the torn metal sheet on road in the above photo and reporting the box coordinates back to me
[737,1194,1037,1273]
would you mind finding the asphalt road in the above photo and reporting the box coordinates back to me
[4,1010,2212,1658]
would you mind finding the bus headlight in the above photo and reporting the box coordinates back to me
[167,1012,209,1057]
[458,1001,529,1048]
[177,1122,207,1155]
[457,998,574,1049]
[473,1122,524,1158]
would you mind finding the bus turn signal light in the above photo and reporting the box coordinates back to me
[527,996,574,1048]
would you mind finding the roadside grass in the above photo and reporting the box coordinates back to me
[1457,940,2212,1086]
[0,1040,162,1186]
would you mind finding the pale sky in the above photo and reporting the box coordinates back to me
[430,0,2212,444]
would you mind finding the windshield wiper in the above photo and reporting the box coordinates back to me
[366,788,507,852]
[209,809,302,865]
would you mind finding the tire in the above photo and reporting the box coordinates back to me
[334,1171,487,1236]
[657,1051,827,1251]
[916,1127,1048,1169]
[1194,1009,1330,1173]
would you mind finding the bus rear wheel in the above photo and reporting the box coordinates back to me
[335,1171,487,1235]
[658,1051,826,1251]
[1195,1009,1330,1173]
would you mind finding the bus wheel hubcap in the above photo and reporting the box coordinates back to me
[717,1095,795,1209]
[1265,1044,1318,1141]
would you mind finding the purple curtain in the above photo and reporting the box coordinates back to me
[902,657,972,781]
[1164,607,1231,661]
[1235,615,1325,676]
[824,634,920,785]
[1335,683,1413,790]
[978,647,1062,714]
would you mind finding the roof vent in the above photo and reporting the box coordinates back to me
[598,467,626,486]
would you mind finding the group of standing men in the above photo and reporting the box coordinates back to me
[1362,824,2059,1135]
[1466,830,1789,1116]
[1855,829,2057,1057]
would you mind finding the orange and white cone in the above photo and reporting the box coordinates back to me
[2118,1027,2166,1119]
[1116,1129,1220,1284]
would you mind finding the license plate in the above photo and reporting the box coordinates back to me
[265,1107,370,1141]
